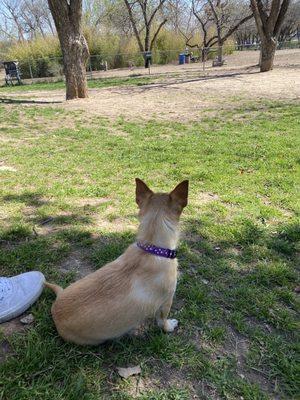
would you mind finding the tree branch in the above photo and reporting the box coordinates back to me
[148,0,167,27]
[123,0,144,51]
[220,13,253,44]
[206,35,218,46]
[274,0,291,37]
[150,18,167,49]
[250,0,265,38]
[268,0,281,31]
[256,0,268,26]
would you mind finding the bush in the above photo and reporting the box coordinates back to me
[86,31,144,69]
[3,30,237,78]
[152,29,186,64]
[6,36,62,79]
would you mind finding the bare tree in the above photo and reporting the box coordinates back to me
[168,0,196,37]
[277,0,300,43]
[47,0,89,99]
[235,0,298,48]
[0,0,55,41]
[191,0,215,60]
[20,0,54,39]
[191,0,253,63]
[0,0,26,41]
[167,0,183,34]
[99,0,133,36]
[250,0,291,72]
[234,16,259,48]
[207,0,253,63]
[123,0,168,67]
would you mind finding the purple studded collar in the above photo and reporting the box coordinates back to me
[136,242,177,259]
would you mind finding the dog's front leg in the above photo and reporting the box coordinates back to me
[156,295,178,333]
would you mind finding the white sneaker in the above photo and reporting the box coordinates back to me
[0,271,45,323]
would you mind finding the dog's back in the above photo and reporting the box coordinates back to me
[50,245,177,344]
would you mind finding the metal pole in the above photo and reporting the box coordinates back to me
[29,62,33,79]
[89,58,93,79]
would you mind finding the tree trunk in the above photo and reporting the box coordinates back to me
[60,32,89,99]
[217,45,223,63]
[144,31,150,68]
[259,38,276,72]
[47,0,89,100]
[250,0,291,73]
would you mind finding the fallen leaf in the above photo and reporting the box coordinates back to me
[116,365,141,379]
[20,314,34,325]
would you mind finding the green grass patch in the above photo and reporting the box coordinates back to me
[0,100,299,399]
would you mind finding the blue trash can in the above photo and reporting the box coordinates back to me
[179,53,185,65]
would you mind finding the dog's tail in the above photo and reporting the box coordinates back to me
[45,281,63,296]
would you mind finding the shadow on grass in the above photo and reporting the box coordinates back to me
[183,217,299,260]
[113,70,261,96]
[0,191,299,399]
[0,192,133,276]
[181,217,299,295]
[3,192,49,207]
[0,97,63,105]
[1,191,298,300]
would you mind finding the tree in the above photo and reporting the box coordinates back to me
[191,0,215,60]
[191,0,253,63]
[234,16,259,48]
[0,0,26,41]
[0,0,54,41]
[20,0,55,39]
[277,0,300,43]
[123,0,168,67]
[207,0,253,63]
[167,0,202,57]
[99,0,133,36]
[250,0,291,72]
[47,0,89,99]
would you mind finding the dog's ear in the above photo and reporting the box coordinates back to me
[135,178,153,206]
[170,180,189,208]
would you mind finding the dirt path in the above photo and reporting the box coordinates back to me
[1,50,299,122]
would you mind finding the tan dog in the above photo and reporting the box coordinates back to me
[46,179,188,345]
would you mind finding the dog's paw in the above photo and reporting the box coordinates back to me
[164,319,178,333]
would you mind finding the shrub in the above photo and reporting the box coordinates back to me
[3,30,236,78]
[6,36,62,79]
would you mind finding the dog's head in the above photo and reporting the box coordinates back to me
[135,178,189,221]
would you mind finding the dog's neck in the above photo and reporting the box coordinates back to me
[137,210,179,249]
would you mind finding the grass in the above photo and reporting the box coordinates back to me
[0,98,299,399]
[0,75,157,92]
